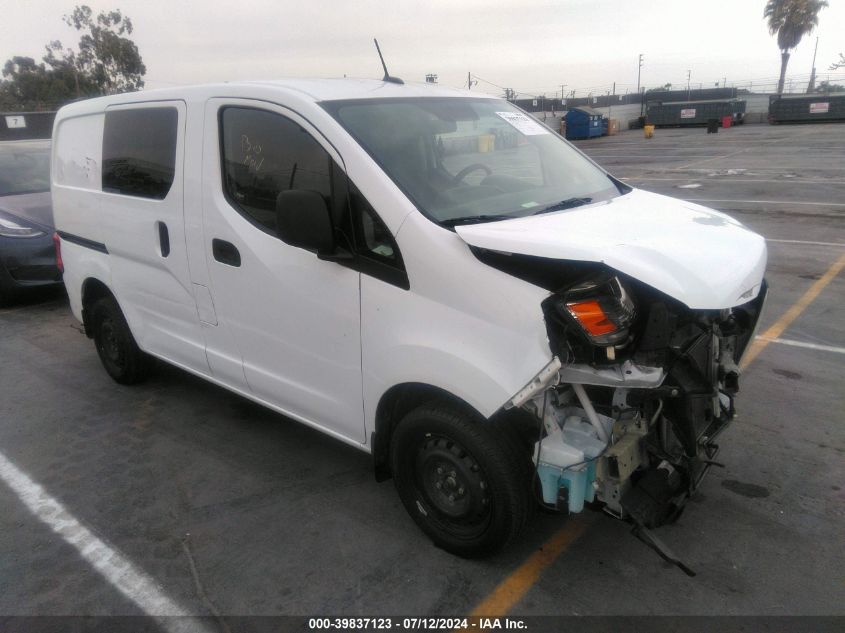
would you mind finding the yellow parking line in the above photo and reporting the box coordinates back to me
[741,251,845,369]
[468,513,596,618]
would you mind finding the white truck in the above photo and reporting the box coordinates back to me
[51,79,767,558]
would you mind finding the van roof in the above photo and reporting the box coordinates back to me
[55,78,498,116]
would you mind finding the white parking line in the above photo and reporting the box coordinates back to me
[766,239,845,248]
[0,451,208,630]
[756,336,845,356]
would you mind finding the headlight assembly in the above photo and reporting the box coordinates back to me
[0,213,45,238]
[554,274,636,346]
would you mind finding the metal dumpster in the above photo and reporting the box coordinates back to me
[768,94,845,123]
[646,99,746,127]
[565,107,604,140]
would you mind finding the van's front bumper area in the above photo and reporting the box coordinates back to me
[528,281,768,526]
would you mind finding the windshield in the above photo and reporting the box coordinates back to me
[0,141,51,196]
[322,98,622,226]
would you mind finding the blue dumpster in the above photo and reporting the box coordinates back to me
[565,107,604,140]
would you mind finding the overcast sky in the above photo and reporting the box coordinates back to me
[2,0,844,97]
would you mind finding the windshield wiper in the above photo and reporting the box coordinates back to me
[533,197,593,215]
[441,214,519,227]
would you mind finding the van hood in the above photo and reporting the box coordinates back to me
[455,189,767,309]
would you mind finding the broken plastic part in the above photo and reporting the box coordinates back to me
[507,356,562,409]
[631,523,696,577]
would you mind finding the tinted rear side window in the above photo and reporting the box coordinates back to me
[102,108,178,199]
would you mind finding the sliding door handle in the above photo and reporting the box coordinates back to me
[157,221,170,257]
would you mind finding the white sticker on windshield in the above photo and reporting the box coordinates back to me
[495,112,550,136]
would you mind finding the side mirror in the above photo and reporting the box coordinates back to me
[276,190,335,255]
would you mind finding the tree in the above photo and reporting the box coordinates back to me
[812,80,845,93]
[0,5,144,111]
[59,5,145,94]
[830,53,845,71]
[764,0,828,94]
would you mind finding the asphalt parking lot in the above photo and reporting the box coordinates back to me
[1,122,843,621]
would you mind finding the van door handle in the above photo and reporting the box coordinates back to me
[212,239,241,267]
[157,221,170,257]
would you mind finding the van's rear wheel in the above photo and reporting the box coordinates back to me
[390,403,530,558]
[91,297,150,385]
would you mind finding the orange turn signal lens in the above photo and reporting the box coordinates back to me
[565,299,618,337]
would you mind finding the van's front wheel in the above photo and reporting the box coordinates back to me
[91,297,150,385]
[390,403,529,558]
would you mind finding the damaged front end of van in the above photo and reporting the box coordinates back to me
[458,191,768,553]
[510,271,766,527]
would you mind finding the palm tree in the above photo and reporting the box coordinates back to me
[764,0,828,94]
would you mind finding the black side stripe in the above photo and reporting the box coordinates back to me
[57,231,108,254]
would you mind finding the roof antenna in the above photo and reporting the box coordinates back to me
[374,38,404,85]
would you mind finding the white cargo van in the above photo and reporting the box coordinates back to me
[52,79,767,558]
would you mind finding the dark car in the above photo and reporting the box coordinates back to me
[0,139,61,305]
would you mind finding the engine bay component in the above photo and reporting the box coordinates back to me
[532,390,612,512]
[524,274,767,536]
[559,359,665,389]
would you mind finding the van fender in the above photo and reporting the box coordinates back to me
[60,239,113,326]
[365,345,553,481]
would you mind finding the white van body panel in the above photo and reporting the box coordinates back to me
[52,112,107,323]
[455,189,767,310]
[199,98,365,443]
[363,210,552,422]
[59,243,111,323]
[95,101,209,372]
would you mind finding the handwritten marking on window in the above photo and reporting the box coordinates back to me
[240,135,264,173]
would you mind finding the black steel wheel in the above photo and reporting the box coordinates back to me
[390,403,530,558]
[91,296,150,385]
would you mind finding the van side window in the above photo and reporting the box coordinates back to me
[348,184,400,265]
[342,181,408,289]
[220,107,331,235]
[102,108,178,199]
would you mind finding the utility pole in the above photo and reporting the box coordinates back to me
[637,53,644,116]
[636,54,643,94]
[686,69,691,100]
[560,84,567,109]
[609,82,615,118]
[468,72,471,90]
[807,36,819,93]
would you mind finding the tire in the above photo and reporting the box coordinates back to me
[390,403,531,558]
[90,296,150,385]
